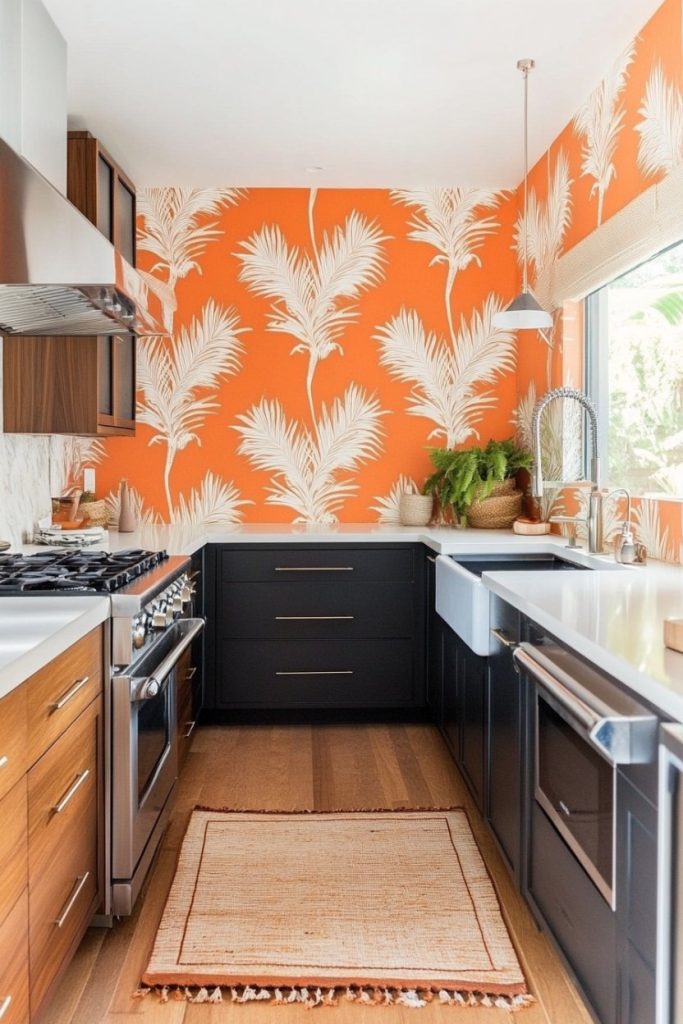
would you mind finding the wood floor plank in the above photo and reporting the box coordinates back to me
[46,723,593,1023]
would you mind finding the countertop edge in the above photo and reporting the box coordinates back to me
[0,596,111,700]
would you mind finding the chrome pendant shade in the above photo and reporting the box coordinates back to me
[493,59,553,331]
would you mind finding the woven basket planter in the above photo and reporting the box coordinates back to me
[399,493,434,527]
[467,480,523,529]
[79,499,109,528]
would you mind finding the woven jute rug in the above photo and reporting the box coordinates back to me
[140,808,532,1009]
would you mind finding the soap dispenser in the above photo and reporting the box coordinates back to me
[609,488,644,564]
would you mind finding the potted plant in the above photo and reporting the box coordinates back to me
[423,438,533,528]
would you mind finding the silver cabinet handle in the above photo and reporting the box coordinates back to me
[426,555,436,564]
[186,666,197,680]
[274,615,354,621]
[0,996,11,1020]
[55,872,90,928]
[274,566,354,572]
[0,756,8,771]
[53,769,90,814]
[51,675,89,712]
[276,670,353,677]
[183,721,196,739]
[490,627,518,650]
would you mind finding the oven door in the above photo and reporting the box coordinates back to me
[112,618,204,897]
[514,642,657,910]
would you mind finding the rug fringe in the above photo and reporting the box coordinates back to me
[134,983,535,1010]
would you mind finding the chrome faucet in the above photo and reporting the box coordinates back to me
[530,387,604,553]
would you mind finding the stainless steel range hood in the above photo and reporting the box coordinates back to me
[0,137,167,336]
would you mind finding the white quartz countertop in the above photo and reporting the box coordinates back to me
[0,596,110,700]
[10,522,683,719]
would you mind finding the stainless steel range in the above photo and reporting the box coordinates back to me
[0,548,205,919]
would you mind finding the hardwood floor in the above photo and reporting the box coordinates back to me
[43,723,593,1023]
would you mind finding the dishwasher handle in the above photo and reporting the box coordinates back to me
[514,643,657,766]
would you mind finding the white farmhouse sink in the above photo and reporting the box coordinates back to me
[435,550,623,656]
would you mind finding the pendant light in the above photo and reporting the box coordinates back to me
[493,59,553,330]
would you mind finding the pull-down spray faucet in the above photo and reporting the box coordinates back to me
[530,387,604,553]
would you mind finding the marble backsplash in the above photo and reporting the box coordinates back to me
[0,339,76,547]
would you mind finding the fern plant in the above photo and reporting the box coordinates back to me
[423,438,532,525]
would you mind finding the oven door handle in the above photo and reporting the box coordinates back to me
[129,617,205,704]
[513,643,657,766]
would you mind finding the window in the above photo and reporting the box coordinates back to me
[586,239,683,498]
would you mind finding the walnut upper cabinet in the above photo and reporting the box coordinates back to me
[2,131,137,437]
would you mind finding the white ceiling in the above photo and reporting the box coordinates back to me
[44,0,662,189]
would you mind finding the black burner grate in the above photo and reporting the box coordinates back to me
[0,549,168,594]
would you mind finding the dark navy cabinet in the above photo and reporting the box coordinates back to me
[206,543,425,710]
[616,771,657,1024]
[441,622,486,812]
[486,602,523,880]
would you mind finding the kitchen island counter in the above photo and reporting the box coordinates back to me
[0,595,110,699]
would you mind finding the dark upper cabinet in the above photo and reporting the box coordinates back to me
[2,132,137,437]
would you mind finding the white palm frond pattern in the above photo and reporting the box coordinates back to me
[515,149,572,309]
[137,300,248,517]
[636,63,683,177]
[634,500,675,562]
[573,45,635,225]
[375,294,516,447]
[138,188,245,331]
[60,437,106,490]
[371,475,418,523]
[171,472,251,527]
[236,211,388,419]
[233,386,386,524]
[391,188,503,342]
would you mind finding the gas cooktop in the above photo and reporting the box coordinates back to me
[0,548,169,594]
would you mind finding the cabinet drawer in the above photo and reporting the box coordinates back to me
[0,685,27,802]
[218,581,414,639]
[219,546,415,582]
[28,699,99,883]
[216,639,416,708]
[529,803,616,1024]
[29,783,98,1018]
[0,779,27,931]
[0,891,29,1024]
[27,627,103,763]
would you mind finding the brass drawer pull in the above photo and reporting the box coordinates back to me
[51,675,90,712]
[55,872,90,928]
[183,721,196,739]
[274,566,354,572]
[53,769,90,814]
[276,670,353,677]
[186,666,197,680]
[274,615,355,621]
[0,996,11,1020]
[0,756,8,771]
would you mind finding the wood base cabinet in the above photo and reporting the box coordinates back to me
[207,544,425,710]
[0,626,104,1023]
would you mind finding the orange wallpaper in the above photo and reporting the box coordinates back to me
[96,187,519,526]
[89,0,681,560]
